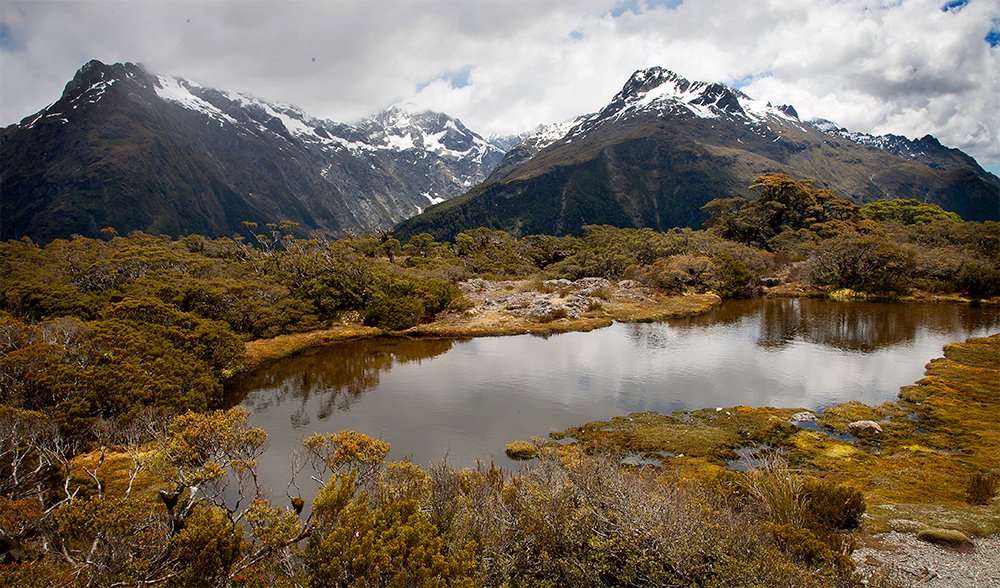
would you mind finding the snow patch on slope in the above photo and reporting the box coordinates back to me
[155,76,236,125]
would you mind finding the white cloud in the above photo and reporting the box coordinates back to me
[1,0,998,169]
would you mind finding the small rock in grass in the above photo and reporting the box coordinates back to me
[791,411,817,422]
[849,420,883,435]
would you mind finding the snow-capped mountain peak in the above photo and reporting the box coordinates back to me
[613,67,799,123]
[362,105,505,164]
[5,59,512,241]
[553,67,803,142]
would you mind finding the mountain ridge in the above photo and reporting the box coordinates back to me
[397,66,999,240]
[1,60,510,243]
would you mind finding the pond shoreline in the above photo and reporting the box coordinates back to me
[241,281,995,373]
[549,331,1000,540]
[242,278,723,371]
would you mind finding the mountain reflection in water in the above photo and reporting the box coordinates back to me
[230,299,999,480]
[662,298,997,352]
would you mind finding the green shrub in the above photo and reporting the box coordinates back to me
[711,251,758,299]
[956,263,1000,299]
[768,523,856,576]
[861,199,962,225]
[306,473,476,586]
[802,478,865,530]
[644,254,715,293]
[810,234,915,294]
[170,505,242,587]
[1,282,101,322]
[362,293,424,331]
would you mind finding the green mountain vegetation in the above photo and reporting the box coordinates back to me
[0,174,998,585]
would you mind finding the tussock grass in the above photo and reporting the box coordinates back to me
[967,472,999,505]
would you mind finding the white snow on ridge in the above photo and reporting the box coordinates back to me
[382,132,416,151]
[155,76,237,125]
[611,75,720,121]
[82,79,115,103]
[423,130,468,157]
[422,191,445,205]
[737,94,785,122]
[635,79,712,115]
[810,119,922,158]
[325,135,378,154]
[526,119,579,150]
[260,102,318,138]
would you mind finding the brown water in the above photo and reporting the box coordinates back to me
[229,299,999,491]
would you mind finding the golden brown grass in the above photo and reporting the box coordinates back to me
[243,325,383,370]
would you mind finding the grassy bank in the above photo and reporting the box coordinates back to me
[242,324,383,370]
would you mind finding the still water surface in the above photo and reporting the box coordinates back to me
[230,299,999,486]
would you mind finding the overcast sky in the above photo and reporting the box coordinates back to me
[2,0,998,173]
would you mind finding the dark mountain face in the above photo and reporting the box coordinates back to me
[1,60,506,243]
[398,67,1000,240]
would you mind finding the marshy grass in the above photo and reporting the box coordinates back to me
[554,334,1000,536]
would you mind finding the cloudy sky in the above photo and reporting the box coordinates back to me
[2,0,999,173]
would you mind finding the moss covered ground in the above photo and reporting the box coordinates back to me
[242,324,382,370]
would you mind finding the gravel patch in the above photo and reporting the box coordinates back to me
[853,532,1000,587]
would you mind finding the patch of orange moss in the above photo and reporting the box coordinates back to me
[71,447,165,506]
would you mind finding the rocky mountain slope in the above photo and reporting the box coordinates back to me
[398,67,999,239]
[1,60,507,243]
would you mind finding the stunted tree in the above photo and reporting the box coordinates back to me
[702,173,865,249]
[810,234,915,294]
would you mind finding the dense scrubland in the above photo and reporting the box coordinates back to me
[1,174,998,585]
